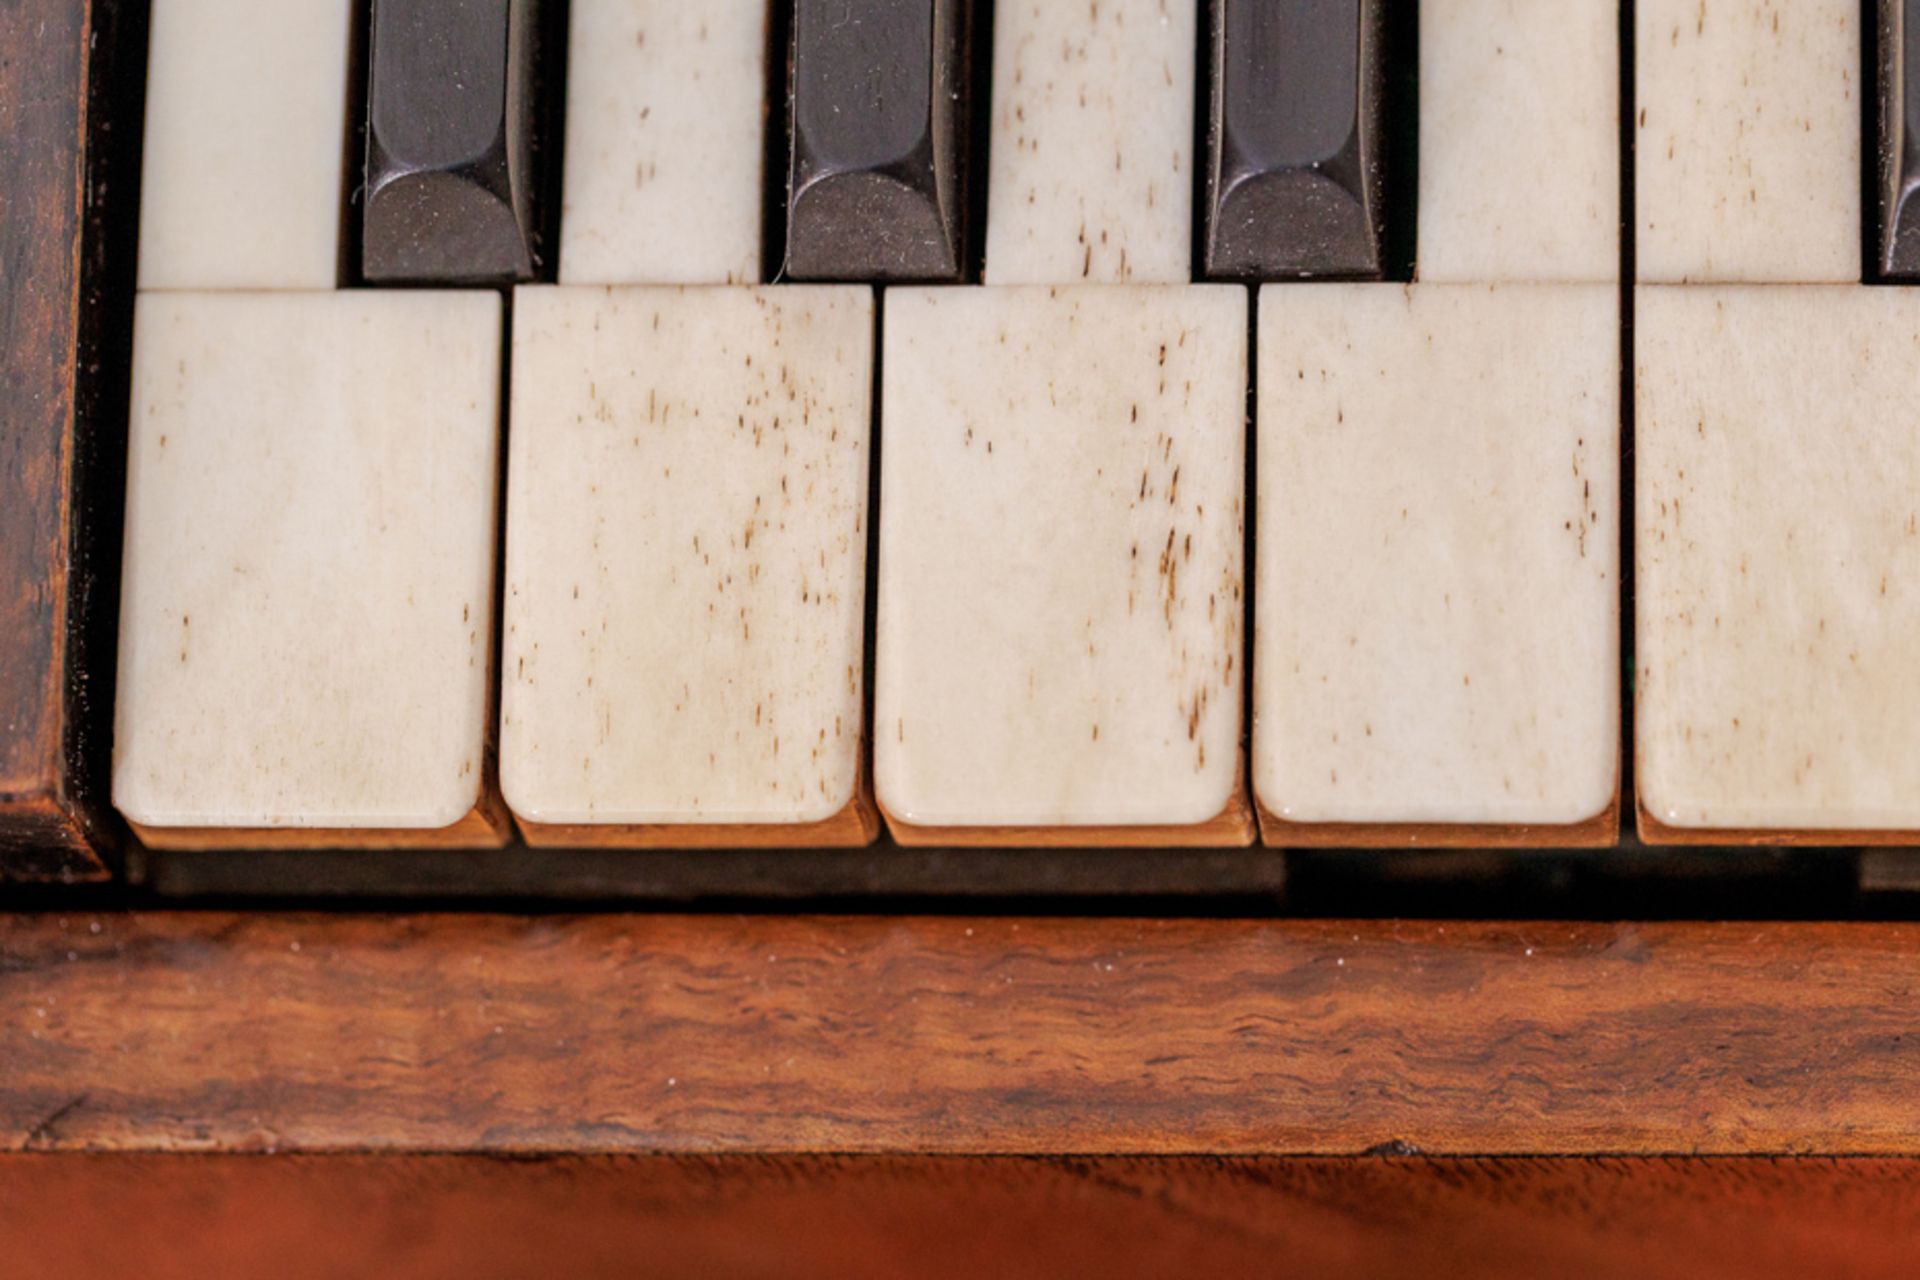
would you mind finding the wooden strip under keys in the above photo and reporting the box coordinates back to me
[557,0,768,286]
[11,914,1920,1156]
[363,0,547,284]
[114,292,509,849]
[785,0,972,282]
[983,0,1199,285]
[1203,0,1385,281]
[137,0,355,290]
[1418,0,1618,284]
[0,0,115,879]
[1636,0,1860,284]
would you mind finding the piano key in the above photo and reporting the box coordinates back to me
[1880,0,1920,277]
[137,0,354,291]
[0,0,115,878]
[1203,0,1385,281]
[500,285,877,847]
[983,0,1198,285]
[1637,0,1860,284]
[1253,283,1620,837]
[114,292,508,849]
[875,285,1251,844]
[1637,286,1920,837]
[558,0,767,286]
[1418,0,1618,284]
[362,0,546,284]
[785,0,971,282]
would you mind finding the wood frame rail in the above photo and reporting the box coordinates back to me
[6,912,1919,1157]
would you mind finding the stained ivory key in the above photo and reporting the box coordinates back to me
[1254,284,1621,841]
[364,0,548,284]
[1637,286,1920,837]
[1637,0,1859,284]
[983,0,1198,285]
[1881,0,1920,276]
[138,0,354,290]
[114,292,508,849]
[558,0,768,286]
[786,0,972,281]
[876,286,1252,845]
[501,286,878,847]
[1204,0,1385,280]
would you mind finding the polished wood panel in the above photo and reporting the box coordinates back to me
[1,1153,1917,1280]
[5,913,1920,1155]
[0,0,123,880]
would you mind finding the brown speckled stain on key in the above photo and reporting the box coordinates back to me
[1636,286,1920,832]
[876,285,1245,830]
[1635,0,1859,283]
[501,286,873,829]
[984,0,1195,285]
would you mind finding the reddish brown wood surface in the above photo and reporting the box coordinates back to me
[5,913,1920,1155]
[0,0,113,878]
[4,1153,1919,1279]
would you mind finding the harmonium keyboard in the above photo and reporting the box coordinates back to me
[11,1,1920,1274]
[11,0,1920,875]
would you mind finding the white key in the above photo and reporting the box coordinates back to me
[876,285,1246,832]
[1418,0,1619,284]
[1636,0,1860,284]
[137,0,352,291]
[558,0,767,286]
[114,292,503,838]
[983,0,1197,286]
[501,285,873,833]
[1637,286,1920,831]
[1254,283,1620,827]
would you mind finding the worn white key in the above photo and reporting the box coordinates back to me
[1254,283,1620,827]
[1418,0,1618,284]
[983,0,1197,285]
[1637,286,1920,831]
[876,285,1246,832]
[1636,0,1860,284]
[137,0,353,290]
[114,292,503,837]
[558,0,768,286]
[501,285,873,832]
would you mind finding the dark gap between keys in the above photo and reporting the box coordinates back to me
[337,0,373,288]
[762,0,797,282]
[1379,0,1418,283]
[964,0,997,283]
[1618,0,1638,845]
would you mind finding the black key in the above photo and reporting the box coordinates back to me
[1882,0,1920,277]
[363,0,544,284]
[1203,0,1384,281]
[785,0,971,282]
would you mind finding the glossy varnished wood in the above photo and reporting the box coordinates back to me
[5,913,1920,1155]
[0,0,120,880]
[5,1154,1920,1280]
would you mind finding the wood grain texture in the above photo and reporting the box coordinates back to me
[6,1154,1920,1280]
[0,0,114,879]
[5,913,1920,1155]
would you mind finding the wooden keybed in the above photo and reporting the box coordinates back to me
[5,2,1920,1275]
